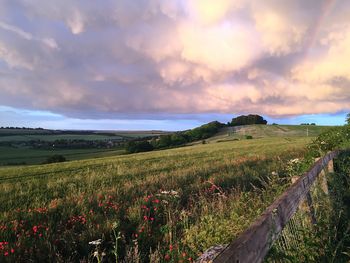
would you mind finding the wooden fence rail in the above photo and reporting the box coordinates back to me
[213,150,340,263]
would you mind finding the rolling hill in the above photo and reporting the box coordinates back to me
[207,124,333,142]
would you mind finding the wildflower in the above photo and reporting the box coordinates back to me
[164,254,170,261]
[89,239,102,246]
[170,190,178,196]
[11,248,14,253]
[4,251,9,256]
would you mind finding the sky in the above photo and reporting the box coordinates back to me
[0,0,349,130]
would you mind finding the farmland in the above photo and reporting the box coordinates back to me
[0,135,312,262]
[0,128,167,165]
[0,147,125,165]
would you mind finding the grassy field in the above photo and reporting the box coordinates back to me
[208,124,333,142]
[0,125,330,166]
[0,147,126,165]
[0,136,312,262]
[0,129,171,166]
[0,134,123,142]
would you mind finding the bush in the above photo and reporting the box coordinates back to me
[245,135,253,139]
[44,155,66,164]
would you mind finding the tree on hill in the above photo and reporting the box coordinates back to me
[347,113,350,125]
[124,121,225,153]
[229,114,267,126]
[184,121,224,141]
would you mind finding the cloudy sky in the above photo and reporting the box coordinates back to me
[0,0,349,130]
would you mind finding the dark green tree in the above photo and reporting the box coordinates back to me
[230,114,267,126]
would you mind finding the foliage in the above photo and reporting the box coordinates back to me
[306,125,350,158]
[127,121,225,153]
[229,114,267,126]
[183,121,224,141]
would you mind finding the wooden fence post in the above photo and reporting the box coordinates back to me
[305,192,317,224]
[327,158,334,173]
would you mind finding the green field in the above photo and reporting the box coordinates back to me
[0,136,311,261]
[207,124,333,142]
[0,147,126,165]
[0,134,123,142]
[0,129,172,166]
[0,125,331,166]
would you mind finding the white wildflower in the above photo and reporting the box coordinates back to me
[89,239,102,246]
[170,190,178,196]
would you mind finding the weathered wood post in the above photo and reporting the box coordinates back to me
[327,158,334,173]
[305,192,317,225]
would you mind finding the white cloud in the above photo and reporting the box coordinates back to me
[0,21,32,40]
[66,9,85,34]
[0,0,349,120]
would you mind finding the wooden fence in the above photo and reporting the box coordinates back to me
[212,150,340,263]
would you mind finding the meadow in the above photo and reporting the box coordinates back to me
[0,129,170,165]
[0,136,312,262]
[0,147,126,166]
[208,124,332,142]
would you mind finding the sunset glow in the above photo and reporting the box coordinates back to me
[0,0,349,129]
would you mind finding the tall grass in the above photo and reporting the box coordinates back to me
[0,137,310,262]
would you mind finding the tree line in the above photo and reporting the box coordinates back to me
[126,114,268,153]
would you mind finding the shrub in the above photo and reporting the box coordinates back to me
[245,135,253,140]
